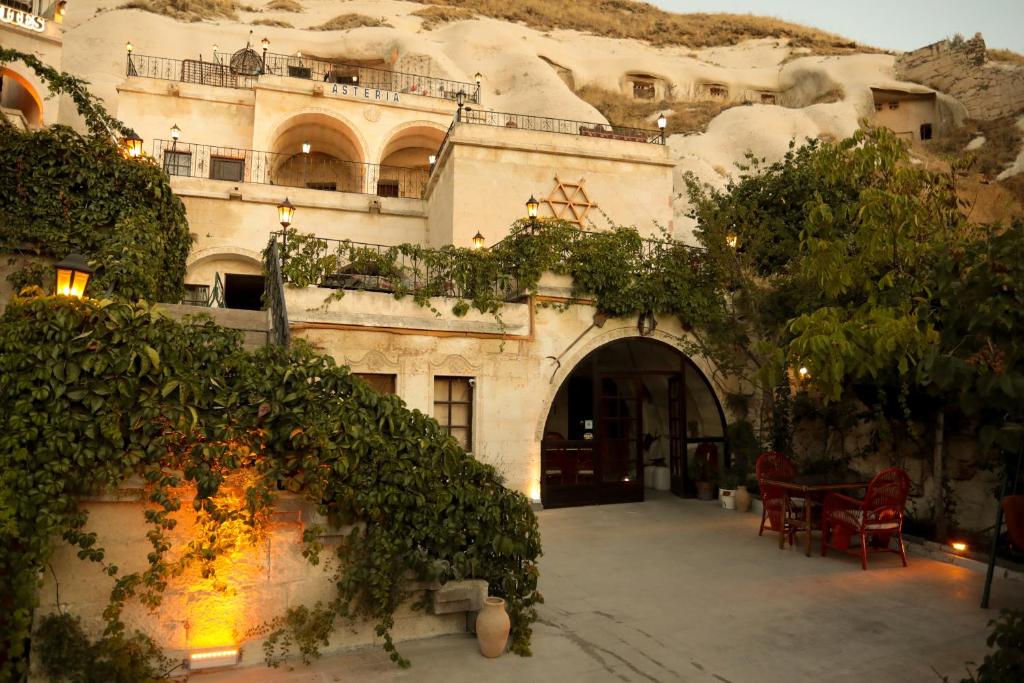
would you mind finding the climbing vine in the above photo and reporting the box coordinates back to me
[0,47,190,303]
[0,294,542,678]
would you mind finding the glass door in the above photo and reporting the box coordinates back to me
[596,376,644,504]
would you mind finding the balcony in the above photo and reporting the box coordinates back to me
[125,51,481,104]
[153,140,429,199]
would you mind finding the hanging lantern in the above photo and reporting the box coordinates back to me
[471,231,485,250]
[726,232,738,249]
[526,195,539,219]
[301,142,311,154]
[54,253,93,298]
[277,197,295,229]
[124,130,143,158]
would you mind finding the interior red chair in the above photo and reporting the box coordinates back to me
[755,451,798,539]
[1001,495,1024,549]
[821,467,910,570]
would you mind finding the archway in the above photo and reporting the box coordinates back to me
[269,112,366,192]
[1,68,43,128]
[379,123,446,169]
[540,337,726,508]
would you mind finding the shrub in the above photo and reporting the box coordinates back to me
[413,5,476,30]
[264,0,302,10]
[311,13,392,31]
[121,0,239,22]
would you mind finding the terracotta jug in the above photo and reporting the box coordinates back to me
[735,485,751,512]
[476,596,511,658]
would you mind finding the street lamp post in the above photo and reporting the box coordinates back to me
[125,41,134,76]
[474,72,482,105]
[277,197,295,262]
[261,37,270,75]
[526,194,539,233]
[54,253,93,299]
[170,123,181,151]
[456,89,466,123]
[657,112,667,144]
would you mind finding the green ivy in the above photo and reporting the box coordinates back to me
[0,294,542,678]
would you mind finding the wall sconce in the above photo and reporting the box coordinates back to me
[428,154,436,166]
[526,195,539,219]
[951,541,968,553]
[277,197,295,229]
[471,231,485,250]
[188,648,240,671]
[301,142,311,154]
[54,253,93,298]
[726,232,738,249]
[124,130,143,158]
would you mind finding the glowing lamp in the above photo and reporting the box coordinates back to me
[456,89,466,107]
[170,123,181,141]
[301,142,311,154]
[277,197,295,229]
[657,112,667,130]
[526,195,539,219]
[124,131,143,158]
[726,232,738,249]
[951,541,968,553]
[125,41,133,54]
[428,154,436,166]
[798,367,810,380]
[475,72,482,84]
[471,231,485,250]
[261,37,270,49]
[188,648,240,671]
[56,0,67,23]
[54,253,93,299]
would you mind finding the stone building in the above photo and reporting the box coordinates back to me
[0,0,64,128]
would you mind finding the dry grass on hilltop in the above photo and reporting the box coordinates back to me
[989,48,1024,66]
[264,0,302,11]
[413,5,475,30]
[311,13,393,31]
[253,17,292,27]
[574,85,731,135]
[406,0,868,52]
[122,0,239,21]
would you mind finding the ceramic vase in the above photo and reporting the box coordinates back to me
[476,596,510,658]
[735,485,751,512]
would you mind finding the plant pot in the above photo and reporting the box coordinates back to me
[720,488,736,509]
[696,481,715,501]
[734,485,751,512]
[476,596,511,658]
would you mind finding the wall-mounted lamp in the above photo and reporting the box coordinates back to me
[471,231,485,250]
[124,130,143,158]
[301,142,311,155]
[951,541,968,553]
[188,648,240,671]
[428,154,436,166]
[526,195,539,219]
[54,253,93,299]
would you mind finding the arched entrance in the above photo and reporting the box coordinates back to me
[1,68,44,128]
[540,338,726,508]
[268,112,366,192]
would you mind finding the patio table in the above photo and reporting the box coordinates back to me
[761,478,869,556]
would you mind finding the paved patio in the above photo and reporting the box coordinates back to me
[201,494,1024,682]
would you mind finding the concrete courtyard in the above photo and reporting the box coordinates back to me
[202,494,1024,682]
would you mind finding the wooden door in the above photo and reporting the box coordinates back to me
[596,376,644,504]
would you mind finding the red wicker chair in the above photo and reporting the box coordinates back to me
[821,467,910,570]
[755,451,798,539]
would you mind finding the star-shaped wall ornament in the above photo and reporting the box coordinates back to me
[543,176,596,227]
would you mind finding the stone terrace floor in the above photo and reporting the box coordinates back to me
[200,493,1024,682]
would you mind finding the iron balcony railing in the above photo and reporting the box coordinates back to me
[126,54,257,89]
[152,139,429,199]
[270,232,522,303]
[255,51,481,104]
[456,109,663,144]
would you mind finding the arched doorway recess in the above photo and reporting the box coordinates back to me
[540,337,726,508]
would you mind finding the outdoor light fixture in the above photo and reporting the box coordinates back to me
[526,195,539,219]
[261,37,270,49]
[456,90,466,107]
[657,111,667,143]
[726,232,738,249]
[302,142,311,154]
[471,231,486,250]
[124,130,143,158]
[125,41,133,54]
[475,72,482,84]
[428,154,436,165]
[188,648,240,671]
[55,0,67,23]
[170,123,181,141]
[952,541,968,553]
[277,197,295,229]
[798,367,810,380]
[54,253,93,299]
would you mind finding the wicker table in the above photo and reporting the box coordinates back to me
[761,478,869,556]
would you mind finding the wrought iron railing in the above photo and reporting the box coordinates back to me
[152,140,429,199]
[456,109,663,144]
[126,54,257,89]
[255,52,481,104]
[270,231,522,302]
[264,241,290,346]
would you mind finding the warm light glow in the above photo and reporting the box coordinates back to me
[456,89,467,106]
[54,253,93,298]
[55,0,66,23]
[170,123,181,141]
[952,541,968,553]
[798,367,810,379]
[124,131,143,158]
[526,195,539,219]
[125,41,133,53]
[191,649,239,661]
[657,112,667,130]
[428,154,436,165]
[277,197,295,229]
[726,232,738,249]
[301,142,311,154]
[471,231,485,250]
[260,37,270,49]
[475,72,483,84]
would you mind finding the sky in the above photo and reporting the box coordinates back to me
[651,0,1024,53]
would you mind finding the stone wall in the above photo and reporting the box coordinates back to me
[896,34,1024,120]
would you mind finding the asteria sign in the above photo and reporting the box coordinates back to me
[544,176,596,226]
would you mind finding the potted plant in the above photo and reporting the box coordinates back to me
[719,469,742,510]
[726,420,760,513]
